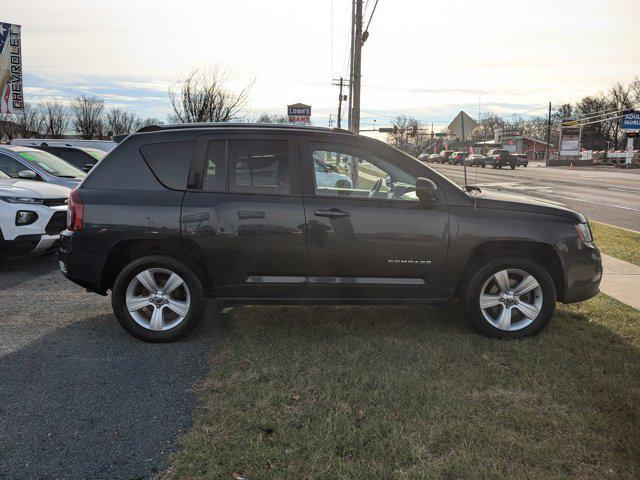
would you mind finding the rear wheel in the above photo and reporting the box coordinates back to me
[462,256,556,339]
[112,255,205,342]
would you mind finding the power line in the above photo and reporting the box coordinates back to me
[364,0,380,33]
[496,105,547,119]
[330,0,334,77]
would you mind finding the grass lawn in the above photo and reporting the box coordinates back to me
[591,221,640,267]
[163,296,640,480]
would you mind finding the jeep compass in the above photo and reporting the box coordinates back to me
[59,124,602,342]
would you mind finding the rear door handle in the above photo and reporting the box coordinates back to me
[314,208,349,218]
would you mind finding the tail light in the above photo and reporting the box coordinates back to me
[66,188,84,231]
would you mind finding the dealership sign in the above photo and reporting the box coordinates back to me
[0,22,23,114]
[620,111,640,131]
[287,103,311,124]
[560,125,581,156]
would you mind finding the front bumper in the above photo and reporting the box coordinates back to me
[556,237,602,304]
[1,233,60,256]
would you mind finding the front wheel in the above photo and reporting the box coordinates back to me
[112,255,206,342]
[462,256,556,339]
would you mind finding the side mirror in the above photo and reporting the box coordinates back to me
[416,177,438,203]
[18,170,37,179]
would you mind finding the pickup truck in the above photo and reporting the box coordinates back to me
[487,149,517,170]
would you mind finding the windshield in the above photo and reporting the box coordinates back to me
[17,150,86,178]
[80,148,107,161]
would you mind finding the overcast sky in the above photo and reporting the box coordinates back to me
[6,0,640,127]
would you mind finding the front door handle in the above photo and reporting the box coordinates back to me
[314,208,349,218]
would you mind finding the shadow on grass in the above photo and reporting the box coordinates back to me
[166,296,640,480]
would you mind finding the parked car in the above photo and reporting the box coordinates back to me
[26,144,107,172]
[0,170,69,256]
[59,124,601,342]
[314,158,353,188]
[465,154,487,168]
[514,153,529,167]
[438,150,455,164]
[0,146,86,188]
[428,154,440,163]
[11,138,116,153]
[448,151,467,165]
[418,153,430,163]
[487,149,517,169]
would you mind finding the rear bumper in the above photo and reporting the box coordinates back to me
[58,230,107,294]
[557,237,602,304]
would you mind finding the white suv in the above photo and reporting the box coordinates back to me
[0,171,70,256]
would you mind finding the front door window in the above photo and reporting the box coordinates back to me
[311,146,419,201]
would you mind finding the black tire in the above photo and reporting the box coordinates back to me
[510,164,516,170]
[112,255,206,342]
[462,256,556,339]
[481,164,486,168]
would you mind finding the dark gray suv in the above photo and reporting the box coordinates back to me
[59,124,602,342]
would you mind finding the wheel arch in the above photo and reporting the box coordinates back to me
[100,238,213,295]
[458,240,565,301]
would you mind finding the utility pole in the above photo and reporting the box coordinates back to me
[350,0,363,134]
[332,77,347,128]
[347,0,355,131]
[545,102,552,165]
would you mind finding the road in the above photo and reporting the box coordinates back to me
[0,255,223,480]
[429,162,640,231]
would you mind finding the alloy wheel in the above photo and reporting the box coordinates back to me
[125,268,191,331]
[479,268,543,331]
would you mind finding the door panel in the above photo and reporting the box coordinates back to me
[182,193,307,298]
[301,139,450,300]
[182,134,306,299]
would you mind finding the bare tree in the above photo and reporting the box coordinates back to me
[135,117,164,129]
[15,103,44,138]
[105,107,138,136]
[631,76,640,105]
[169,67,252,123]
[256,112,289,123]
[606,83,634,149]
[70,95,104,139]
[471,113,505,140]
[40,100,69,138]
[0,112,19,142]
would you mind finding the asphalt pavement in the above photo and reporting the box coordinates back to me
[0,254,223,480]
[430,162,640,231]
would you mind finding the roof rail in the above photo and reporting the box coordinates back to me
[135,122,355,135]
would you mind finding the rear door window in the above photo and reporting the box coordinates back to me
[140,141,195,190]
[228,139,290,194]
[202,141,226,192]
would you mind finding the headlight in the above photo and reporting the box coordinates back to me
[574,222,593,243]
[0,196,43,204]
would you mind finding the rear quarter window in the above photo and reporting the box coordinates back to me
[140,141,194,190]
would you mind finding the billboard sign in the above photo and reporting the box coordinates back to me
[620,111,640,131]
[560,126,581,156]
[287,103,311,124]
[0,22,24,113]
